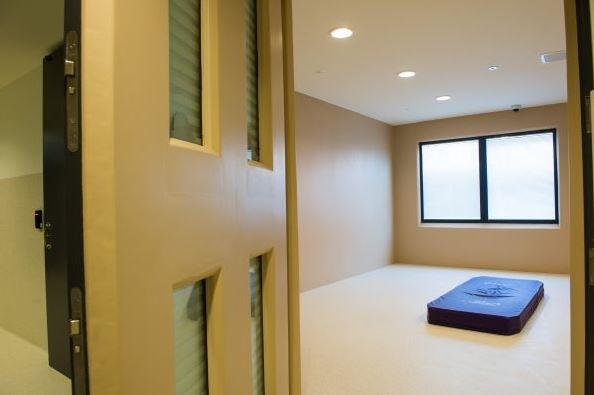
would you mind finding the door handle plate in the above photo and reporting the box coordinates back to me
[70,287,88,394]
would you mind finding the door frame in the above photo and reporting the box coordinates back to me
[574,0,594,393]
[280,0,302,393]
[64,0,88,391]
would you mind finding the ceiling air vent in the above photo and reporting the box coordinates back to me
[539,50,566,64]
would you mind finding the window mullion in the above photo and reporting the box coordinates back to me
[479,137,489,222]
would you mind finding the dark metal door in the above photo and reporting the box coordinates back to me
[42,0,87,392]
[43,47,71,378]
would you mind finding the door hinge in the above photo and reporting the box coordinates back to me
[584,91,594,134]
[65,31,80,153]
[588,245,594,286]
[70,287,88,394]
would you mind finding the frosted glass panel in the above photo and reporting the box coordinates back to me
[421,140,481,220]
[249,257,265,395]
[173,281,209,395]
[487,132,556,220]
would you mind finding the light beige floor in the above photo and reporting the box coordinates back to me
[300,264,570,395]
[0,326,70,395]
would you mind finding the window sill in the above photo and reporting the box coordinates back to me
[169,137,220,157]
[418,222,560,230]
[247,159,273,171]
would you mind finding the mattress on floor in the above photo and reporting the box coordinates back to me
[427,276,544,335]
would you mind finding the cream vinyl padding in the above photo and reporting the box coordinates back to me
[300,264,570,395]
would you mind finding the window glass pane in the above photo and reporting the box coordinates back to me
[246,0,260,161]
[487,132,556,220]
[173,280,209,395]
[249,257,265,395]
[421,140,481,220]
[170,0,203,145]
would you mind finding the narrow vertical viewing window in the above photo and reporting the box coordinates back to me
[173,280,209,395]
[170,0,203,145]
[419,129,559,224]
[246,0,261,161]
[249,256,265,395]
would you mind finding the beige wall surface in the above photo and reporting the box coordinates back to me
[393,104,570,274]
[295,93,393,291]
[0,68,46,349]
[0,174,46,350]
[0,68,42,180]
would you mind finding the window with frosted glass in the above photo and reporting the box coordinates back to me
[170,0,203,145]
[173,280,209,395]
[419,129,558,223]
[249,256,265,395]
[487,133,557,220]
[246,0,260,161]
[420,140,481,220]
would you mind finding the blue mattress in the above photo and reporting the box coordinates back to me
[427,276,544,335]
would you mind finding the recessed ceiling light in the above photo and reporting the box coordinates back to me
[435,95,452,102]
[398,71,416,78]
[329,27,353,39]
[487,65,500,71]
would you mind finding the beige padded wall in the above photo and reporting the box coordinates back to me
[392,104,570,274]
[0,68,47,350]
[82,0,290,393]
[295,93,393,292]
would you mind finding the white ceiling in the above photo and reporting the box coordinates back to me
[0,0,63,90]
[293,0,567,125]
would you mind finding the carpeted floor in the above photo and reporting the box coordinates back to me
[0,326,70,395]
[300,264,570,395]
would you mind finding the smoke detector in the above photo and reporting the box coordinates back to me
[539,50,566,64]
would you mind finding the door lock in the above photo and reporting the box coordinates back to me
[69,319,81,336]
[34,209,43,231]
[64,60,75,77]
